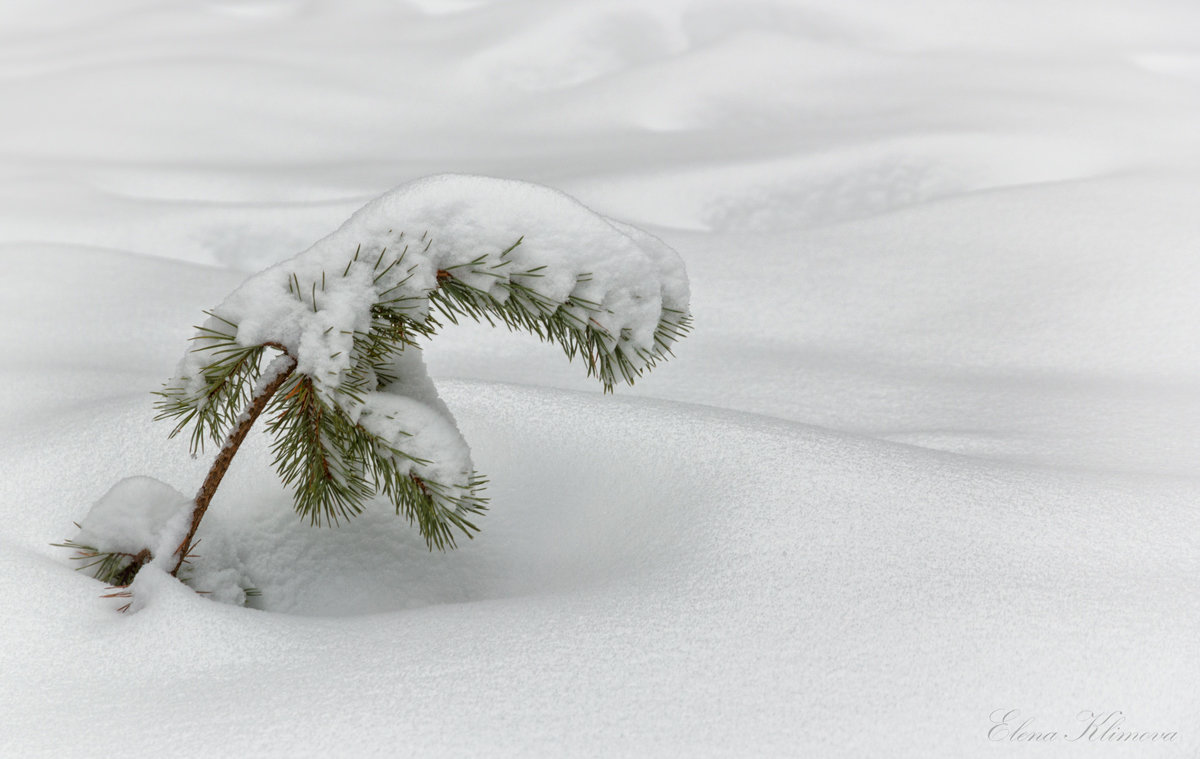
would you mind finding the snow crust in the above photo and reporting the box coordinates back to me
[3,1,1200,757]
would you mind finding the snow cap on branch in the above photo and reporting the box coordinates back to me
[196,174,688,396]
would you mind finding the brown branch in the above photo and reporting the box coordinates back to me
[170,350,297,576]
[111,548,152,587]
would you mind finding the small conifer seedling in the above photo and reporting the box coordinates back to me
[58,174,691,600]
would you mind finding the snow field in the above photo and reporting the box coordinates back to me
[3,0,1200,756]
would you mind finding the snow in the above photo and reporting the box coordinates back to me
[72,476,192,561]
[358,388,473,486]
[3,1,1200,757]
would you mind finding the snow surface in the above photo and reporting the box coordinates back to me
[3,1,1200,757]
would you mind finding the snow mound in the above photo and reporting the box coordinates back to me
[72,476,192,564]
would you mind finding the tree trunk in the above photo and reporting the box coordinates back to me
[170,352,297,576]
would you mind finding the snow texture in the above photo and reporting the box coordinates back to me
[3,1,1200,757]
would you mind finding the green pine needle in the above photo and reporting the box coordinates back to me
[51,539,147,586]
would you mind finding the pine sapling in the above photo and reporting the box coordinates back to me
[59,174,691,601]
